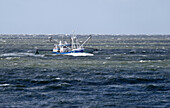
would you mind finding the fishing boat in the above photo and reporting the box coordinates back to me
[52,35,94,56]
[35,35,96,56]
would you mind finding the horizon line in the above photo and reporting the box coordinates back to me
[1,33,170,36]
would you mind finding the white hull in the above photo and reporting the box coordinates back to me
[64,52,94,56]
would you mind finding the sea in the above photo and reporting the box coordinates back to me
[0,34,169,108]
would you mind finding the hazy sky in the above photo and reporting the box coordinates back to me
[0,0,170,34]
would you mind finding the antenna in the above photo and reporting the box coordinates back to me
[71,31,76,49]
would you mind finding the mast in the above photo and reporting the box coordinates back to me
[71,31,79,49]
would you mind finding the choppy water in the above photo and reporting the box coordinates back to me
[0,34,170,107]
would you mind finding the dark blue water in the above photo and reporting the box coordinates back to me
[0,35,170,107]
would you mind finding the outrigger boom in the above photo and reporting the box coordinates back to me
[80,35,92,48]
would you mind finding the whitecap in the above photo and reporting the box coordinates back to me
[105,57,111,60]
[58,83,71,87]
[55,78,61,80]
[0,53,44,57]
[0,39,6,43]
[5,57,20,60]
[0,84,10,87]
[139,60,151,63]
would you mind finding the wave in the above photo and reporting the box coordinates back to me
[144,84,169,91]
[0,52,44,57]
[0,84,10,87]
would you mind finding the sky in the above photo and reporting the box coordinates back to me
[0,0,170,34]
